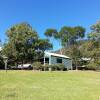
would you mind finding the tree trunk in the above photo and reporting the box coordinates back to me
[59,41,62,54]
[75,59,78,70]
[21,60,24,70]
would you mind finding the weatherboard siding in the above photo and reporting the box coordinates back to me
[50,56,72,69]
[62,58,72,69]
[44,52,72,70]
[51,56,57,64]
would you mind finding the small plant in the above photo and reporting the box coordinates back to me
[87,61,97,70]
[32,62,42,70]
[48,64,65,71]
[56,63,65,70]
[42,64,49,71]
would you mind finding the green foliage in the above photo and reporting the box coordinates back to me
[74,26,85,38]
[42,64,50,71]
[55,63,65,70]
[87,61,97,70]
[32,62,42,70]
[87,61,100,70]
[82,21,100,70]
[96,59,100,65]
[88,21,100,40]
[44,28,58,38]
[44,26,85,55]
[37,39,52,51]
[48,64,65,71]
[3,22,38,63]
[65,44,82,69]
[59,26,85,46]
[3,22,52,67]
[44,28,58,50]
[32,63,65,71]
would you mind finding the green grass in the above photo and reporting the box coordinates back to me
[0,70,100,100]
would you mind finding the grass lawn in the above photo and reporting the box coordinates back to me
[0,70,100,100]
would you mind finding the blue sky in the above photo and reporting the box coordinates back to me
[0,0,100,50]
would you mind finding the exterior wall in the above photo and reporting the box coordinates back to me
[51,56,57,65]
[44,53,72,70]
[62,58,72,69]
[51,56,72,70]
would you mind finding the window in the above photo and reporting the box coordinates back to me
[57,58,62,63]
[45,58,49,64]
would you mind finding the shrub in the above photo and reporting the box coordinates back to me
[56,63,65,70]
[48,64,65,71]
[42,64,49,71]
[87,61,97,70]
[32,62,42,70]
[48,64,56,70]
[87,59,100,70]
[95,59,100,70]
[32,62,65,71]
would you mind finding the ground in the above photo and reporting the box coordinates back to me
[0,71,100,100]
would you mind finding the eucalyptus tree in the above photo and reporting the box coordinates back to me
[34,39,53,61]
[87,21,100,53]
[44,28,58,50]
[59,26,85,69]
[3,22,52,67]
[88,21,100,41]
[59,26,73,47]
[86,21,100,68]
[44,28,66,54]
[59,26,85,47]
[37,39,52,51]
[44,28,58,40]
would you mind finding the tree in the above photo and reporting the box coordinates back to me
[44,28,58,39]
[59,26,85,69]
[80,21,100,70]
[87,21,100,68]
[44,28,58,50]
[3,22,52,67]
[33,39,52,61]
[59,26,85,47]
[3,22,38,66]
[44,26,85,69]
[88,21,100,41]
[65,44,82,70]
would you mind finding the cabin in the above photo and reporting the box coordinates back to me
[41,52,72,70]
[0,47,2,51]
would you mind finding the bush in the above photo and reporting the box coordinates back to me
[32,62,65,71]
[56,64,65,70]
[95,60,100,70]
[47,64,65,71]
[87,60,100,70]
[87,62,97,70]
[32,62,42,70]
[42,64,49,71]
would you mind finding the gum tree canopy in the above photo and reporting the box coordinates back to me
[87,21,100,68]
[59,26,85,46]
[3,22,52,66]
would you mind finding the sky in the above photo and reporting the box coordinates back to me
[0,0,100,50]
